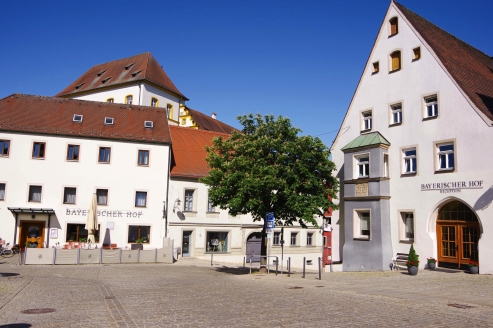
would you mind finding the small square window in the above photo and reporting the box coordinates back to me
[0,183,5,200]
[144,121,154,128]
[28,185,42,202]
[128,225,150,243]
[413,47,421,60]
[290,232,298,246]
[105,117,114,125]
[0,140,10,157]
[437,143,455,171]
[32,142,46,159]
[98,147,111,163]
[307,233,313,246]
[63,187,77,204]
[361,111,372,131]
[135,191,147,207]
[138,150,149,166]
[403,148,417,174]
[125,95,133,105]
[96,189,108,205]
[400,212,414,241]
[372,62,379,74]
[390,103,402,124]
[73,114,83,123]
[355,211,370,239]
[107,98,114,103]
[67,145,80,161]
[424,95,438,118]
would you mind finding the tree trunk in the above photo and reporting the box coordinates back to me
[260,219,267,266]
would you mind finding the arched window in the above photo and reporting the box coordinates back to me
[107,98,114,103]
[151,98,158,107]
[125,95,133,105]
[389,17,398,36]
[167,104,173,119]
[390,51,401,71]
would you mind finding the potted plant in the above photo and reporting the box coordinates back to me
[406,244,420,275]
[427,257,437,270]
[468,260,479,274]
[131,238,144,250]
[79,238,87,243]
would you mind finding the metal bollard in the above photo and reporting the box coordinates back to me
[318,257,322,280]
[243,256,246,269]
[302,256,306,278]
[211,252,213,266]
[288,257,291,277]
[275,257,278,276]
[250,257,252,274]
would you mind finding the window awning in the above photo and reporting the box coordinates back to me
[7,207,56,214]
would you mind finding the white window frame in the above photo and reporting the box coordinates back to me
[423,94,439,119]
[104,117,114,125]
[390,103,402,125]
[436,142,455,171]
[144,121,154,128]
[273,232,281,245]
[73,114,83,123]
[354,210,371,240]
[355,154,370,178]
[28,185,43,203]
[207,193,216,212]
[96,188,109,206]
[361,110,372,132]
[306,232,314,246]
[125,95,133,105]
[290,232,298,246]
[184,189,195,212]
[403,148,417,174]
[383,153,389,178]
[63,187,77,205]
[399,211,415,242]
[135,191,147,208]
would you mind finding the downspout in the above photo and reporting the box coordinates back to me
[46,214,51,248]
[138,82,142,105]
[165,144,172,238]
[13,213,18,245]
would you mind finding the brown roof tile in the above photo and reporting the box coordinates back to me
[187,108,238,134]
[169,126,229,179]
[56,52,188,100]
[0,94,172,144]
[395,2,493,121]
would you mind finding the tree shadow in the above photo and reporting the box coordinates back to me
[0,273,20,277]
[474,184,493,211]
[0,324,31,327]
[214,265,256,275]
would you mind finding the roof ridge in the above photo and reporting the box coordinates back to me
[187,107,237,130]
[170,125,231,137]
[86,52,151,71]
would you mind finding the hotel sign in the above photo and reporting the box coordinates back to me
[421,180,483,193]
[66,208,144,218]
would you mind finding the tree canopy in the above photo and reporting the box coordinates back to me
[200,114,339,229]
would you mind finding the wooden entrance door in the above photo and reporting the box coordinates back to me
[436,201,479,268]
[246,233,261,262]
[20,221,45,248]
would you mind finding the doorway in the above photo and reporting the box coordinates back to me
[436,201,480,269]
[182,231,192,257]
[245,232,262,262]
[20,221,45,248]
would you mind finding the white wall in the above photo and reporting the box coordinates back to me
[0,132,170,249]
[331,5,493,273]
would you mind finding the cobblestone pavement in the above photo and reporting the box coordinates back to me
[1,255,493,327]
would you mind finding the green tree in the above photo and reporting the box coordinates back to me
[200,114,339,262]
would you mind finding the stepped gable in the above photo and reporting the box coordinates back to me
[56,52,187,100]
[187,108,238,134]
[0,94,172,143]
[395,2,493,121]
[170,126,230,179]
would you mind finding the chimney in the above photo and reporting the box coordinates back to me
[211,112,217,119]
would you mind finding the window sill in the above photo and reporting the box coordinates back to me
[289,245,300,247]
[399,239,414,244]
[32,157,45,160]
[388,33,398,38]
[422,116,438,121]
[206,211,220,214]
[97,204,108,206]
[371,71,379,75]
[389,68,401,74]
[412,58,420,62]
[0,155,10,158]
[306,245,316,248]
[353,237,370,241]
[401,172,417,177]
[28,201,41,203]
[360,129,373,134]
[205,252,230,254]
[137,165,149,167]
[435,168,455,174]
[183,211,197,214]
[389,122,402,127]
[98,162,111,164]
[63,203,76,205]
[66,160,79,162]
[135,206,147,208]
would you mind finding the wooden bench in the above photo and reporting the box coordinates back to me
[392,253,409,270]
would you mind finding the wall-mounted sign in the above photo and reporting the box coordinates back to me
[421,180,483,193]
[65,208,143,218]
[50,228,58,239]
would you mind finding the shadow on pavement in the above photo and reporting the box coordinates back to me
[0,324,32,328]
[0,273,20,277]
[214,266,252,275]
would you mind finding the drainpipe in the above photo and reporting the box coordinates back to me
[14,213,18,245]
[165,145,172,238]
[46,214,51,248]
[138,82,142,105]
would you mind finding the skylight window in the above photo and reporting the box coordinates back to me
[73,114,83,123]
[97,70,107,77]
[131,70,142,78]
[105,117,114,125]
[144,121,154,128]
[75,83,85,90]
[101,77,111,84]
[125,63,135,70]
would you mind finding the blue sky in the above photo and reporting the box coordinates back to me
[1,0,492,148]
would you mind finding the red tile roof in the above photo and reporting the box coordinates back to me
[186,107,238,134]
[56,52,188,100]
[395,2,493,121]
[169,126,229,179]
[0,94,172,144]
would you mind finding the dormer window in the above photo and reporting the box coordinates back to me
[144,121,154,128]
[75,83,85,90]
[125,63,135,70]
[125,95,133,105]
[389,17,398,36]
[101,77,111,84]
[73,114,83,123]
[104,117,114,125]
[131,71,142,78]
[97,70,106,77]
[390,51,401,72]
[151,98,158,107]
[107,98,114,103]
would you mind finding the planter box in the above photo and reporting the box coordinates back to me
[131,244,144,250]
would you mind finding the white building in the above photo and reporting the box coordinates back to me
[0,94,172,250]
[331,1,493,273]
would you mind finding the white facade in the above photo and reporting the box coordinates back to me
[331,3,493,273]
[0,132,170,250]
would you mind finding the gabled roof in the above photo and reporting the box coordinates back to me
[395,2,493,121]
[56,52,188,100]
[169,126,229,179]
[0,94,172,144]
[341,131,390,152]
[186,107,238,134]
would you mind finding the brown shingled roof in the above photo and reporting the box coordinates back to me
[56,52,188,100]
[170,126,229,179]
[0,94,172,144]
[395,2,493,121]
[187,108,238,134]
